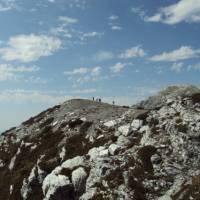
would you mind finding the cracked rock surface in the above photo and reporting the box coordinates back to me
[1,86,200,199]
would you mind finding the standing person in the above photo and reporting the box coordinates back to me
[99,98,101,103]
[112,100,115,105]
[92,97,95,101]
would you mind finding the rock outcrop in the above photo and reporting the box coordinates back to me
[1,86,200,199]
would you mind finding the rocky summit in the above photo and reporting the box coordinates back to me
[1,86,200,200]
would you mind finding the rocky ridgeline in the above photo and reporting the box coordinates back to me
[1,86,200,200]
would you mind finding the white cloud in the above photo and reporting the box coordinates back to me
[0,34,62,63]
[108,15,122,31]
[50,15,103,44]
[109,15,119,20]
[0,0,16,12]
[83,32,102,37]
[25,76,47,84]
[50,26,72,38]
[110,62,126,73]
[170,62,184,73]
[76,76,93,83]
[119,46,146,59]
[81,32,104,40]
[146,14,162,23]
[71,88,97,94]
[47,0,88,9]
[64,67,88,75]
[94,51,114,62]
[91,66,101,76]
[66,0,87,9]
[64,66,102,83]
[0,89,68,104]
[0,65,15,81]
[111,25,122,31]
[146,0,200,24]
[0,64,39,81]
[150,46,200,62]
[50,17,77,38]
[58,16,78,26]
[131,7,146,19]
[64,66,101,77]
[188,63,200,71]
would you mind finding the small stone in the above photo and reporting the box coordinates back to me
[118,125,131,136]
[42,174,72,200]
[151,154,162,164]
[116,135,132,147]
[62,156,85,170]
[108,144,121,155]
[99,149,109,157]
[72,167,87,192]
[139,125,149,133]
[80,188,97,200]
[104,120,117,128]
[52,121,58,126]
[131,119,143,130]
[97,135,104,140]
[88,146,105,160]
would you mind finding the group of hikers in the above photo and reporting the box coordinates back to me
[92,97,115,105]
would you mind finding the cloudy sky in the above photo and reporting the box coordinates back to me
[0,0,200,131]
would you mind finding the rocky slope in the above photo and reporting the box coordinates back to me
[1,86,200,200]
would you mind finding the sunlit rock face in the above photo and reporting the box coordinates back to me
[1,86,200,200]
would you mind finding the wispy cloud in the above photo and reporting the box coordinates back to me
[111,25,122,31]
[131,7,146,19]
[108,14,122,31]
[50,15,104,47]
[93,51,114,62]
[0,34,62,63]
[0,89,68,104]
[58,16,78,26]
[65,0,88,9]
[47,0,88,9]
[64,67,89,75]
[110,62,129,73]
[188,63,200,71]
[81,32,104,40]
[145,0,200,24]
[150,46,200,62]
[170,62,184,73]
[25,76,47,84]
[0,0,17,12]
[64,66,102,83]
[71,88,97,94]
[90,66,101,76]
[50,26,73,38]
[109,15,119,21]
[50,19,103,43]
[50,16,78,38]
[119,46,146,59]
[0,64,40,81]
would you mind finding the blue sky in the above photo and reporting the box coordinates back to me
[0,0,200,131]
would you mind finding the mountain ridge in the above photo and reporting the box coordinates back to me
[1,85,200,200]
